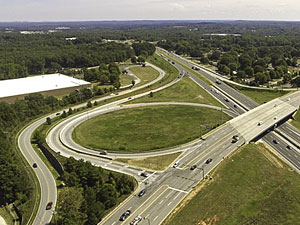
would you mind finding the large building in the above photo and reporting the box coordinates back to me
[0,73,91,103]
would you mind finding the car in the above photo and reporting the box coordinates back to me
[205,158,213,164]
[140,172,148,178]
[273,139,279,144]
[190,165,197,170]
[32,163,37,168]
[232,135,239,143]
[173,161,179,168]
[99,151,107,155]
[128,97,132,100]
[56,112,60,116]
[119,209,131,221]
[233,104,237,108]
[216,80,222,84]
[258,121,263,126]
[287,98,291,101]
[287,145,292,150]
[130,216,142,225]
[224,98,229,102]
[46,201,53,210]
[171,61,175,64]
[138,189,146,197]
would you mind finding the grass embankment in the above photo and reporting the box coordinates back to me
[73,105,231,153]
[120,74,133,87]
[129,65,160,86]
[115,152,182,171]
[130,77,223,107]
[227,82,290,104]
[164,143,300,225]
[291,109,300,130]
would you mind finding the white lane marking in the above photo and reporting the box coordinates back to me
[154,216,158,221]
[165,191,173,198]
[168,187,189,194]
[128,207,132,210]
[159,200,164,205]
[145,214,150,219]
[142,171,156,183]
[174,193,181,200]
[112,222,116,225]
[168,201,172,206]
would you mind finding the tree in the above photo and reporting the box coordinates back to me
[131,57,137,64]
[46,117,51,125]
[149,92,154,97]
[131,80,135,86]
[87,101,92,108]
[61,110,67,118]
[68,108,73,116]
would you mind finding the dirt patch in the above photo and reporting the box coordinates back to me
[197,215,219,225]
[196,95,204,99]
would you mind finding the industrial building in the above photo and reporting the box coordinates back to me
[0,73,91,103]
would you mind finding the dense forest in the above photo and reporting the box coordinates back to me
[2,21,300,86]
[56,158,135,225]
[0,34,133,80]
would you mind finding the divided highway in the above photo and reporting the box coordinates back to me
[18,49,300,225]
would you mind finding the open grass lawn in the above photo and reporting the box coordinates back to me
[129,65,159,86]
[164,143,300,225]
[291,109,300,130]
[228,83,291,104]
[131,77,223,107]
[120,74,133,87]
[73,106,230,153]
[115,152,182,171]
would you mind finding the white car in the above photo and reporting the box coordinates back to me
[130,216,142,225]
[258,121,263,126]
[173,161,179,168]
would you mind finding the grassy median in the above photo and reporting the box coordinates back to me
[163,143,300,225]
[130,77,223,107]
[73,105,230,153]
[115,152,182,171]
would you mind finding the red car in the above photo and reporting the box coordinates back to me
[46,201,53,210]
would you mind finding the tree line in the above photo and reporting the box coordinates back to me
[0,33,134,80]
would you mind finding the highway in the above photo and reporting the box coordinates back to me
[16,62,175,225]
[160,48,300,171]
[18,48,300,225]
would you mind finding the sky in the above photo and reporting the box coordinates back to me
[1,0,300,22]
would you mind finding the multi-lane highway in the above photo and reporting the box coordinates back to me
[18,48,300,225]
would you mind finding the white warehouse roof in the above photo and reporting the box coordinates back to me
[0,73,90,99]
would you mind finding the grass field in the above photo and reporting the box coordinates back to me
[120,74,133,87]
[291,109,300,130]
[163,143,300,225]
[115,152,182,171]
[72,105,230,153]
[130,77,223,107]
[227,83,290,104]
[129,65,160,86]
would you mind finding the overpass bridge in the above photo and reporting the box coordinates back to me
[228,92,300,143]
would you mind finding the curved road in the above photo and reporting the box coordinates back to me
[17,60,177,225]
